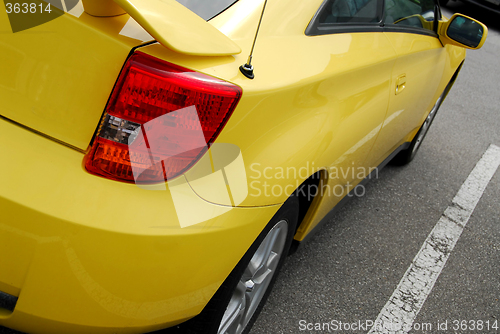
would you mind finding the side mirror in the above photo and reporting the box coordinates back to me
[439,13,488,50]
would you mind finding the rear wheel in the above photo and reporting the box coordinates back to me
[177,196,299,334]
[218,219,289,334]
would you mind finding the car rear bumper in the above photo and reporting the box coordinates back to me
[0,117,279,334]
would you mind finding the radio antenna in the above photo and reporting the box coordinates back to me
[239,0,268,79]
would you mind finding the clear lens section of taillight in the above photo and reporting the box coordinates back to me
[84,52,242,183]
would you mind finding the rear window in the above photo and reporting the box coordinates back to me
[176,0,238,20]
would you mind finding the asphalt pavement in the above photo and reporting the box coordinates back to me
[1,2,499,334]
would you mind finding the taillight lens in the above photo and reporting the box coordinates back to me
[84,52,242,183]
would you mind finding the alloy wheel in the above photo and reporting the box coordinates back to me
[217,220,289,334]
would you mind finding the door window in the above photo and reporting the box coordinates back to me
[383,0,436,31]
[318,0,383,24]
[306,0,439,35]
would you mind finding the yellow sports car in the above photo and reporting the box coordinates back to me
[0,0,487,333]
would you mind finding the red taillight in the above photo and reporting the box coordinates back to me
[84,52,242,183]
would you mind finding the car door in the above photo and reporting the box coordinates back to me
[296,0,399,237]
[304,0,396,189]
[366,0,448,167]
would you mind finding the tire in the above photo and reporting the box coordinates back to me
[390,92,445,166]
[173,195,299,334]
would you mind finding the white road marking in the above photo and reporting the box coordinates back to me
[368,144,500,334]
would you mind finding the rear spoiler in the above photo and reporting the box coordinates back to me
[82,0,242,56]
